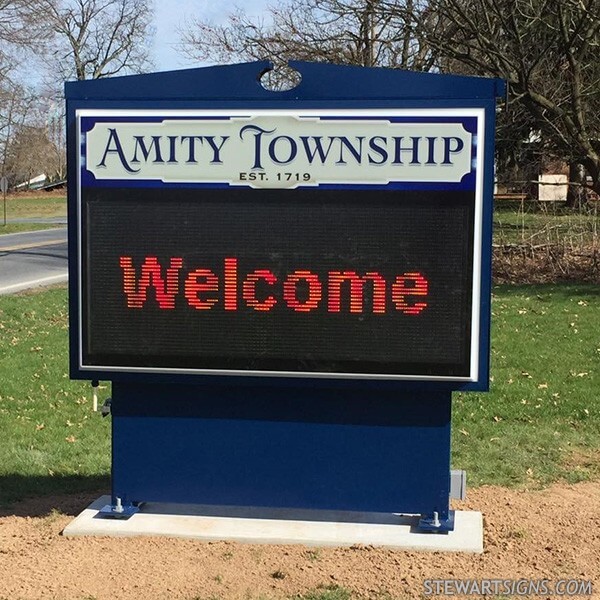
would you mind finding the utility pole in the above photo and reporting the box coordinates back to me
[1,173,7,226]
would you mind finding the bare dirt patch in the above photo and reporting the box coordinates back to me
[0,482,599,599]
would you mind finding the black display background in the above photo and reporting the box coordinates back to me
[82,187,475,377]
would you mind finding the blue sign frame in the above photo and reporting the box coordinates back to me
[67,61,503,393]
[65,62,504,531]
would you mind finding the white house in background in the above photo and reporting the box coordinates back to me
[14,173,47,190]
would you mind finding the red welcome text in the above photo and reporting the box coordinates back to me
[119,256,428,315]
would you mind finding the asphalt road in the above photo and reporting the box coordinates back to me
[0,228,68,295]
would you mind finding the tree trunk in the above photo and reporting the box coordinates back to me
[566,162,587,209]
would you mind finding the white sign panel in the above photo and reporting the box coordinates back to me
[83,110,474,189]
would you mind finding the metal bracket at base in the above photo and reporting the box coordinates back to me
[418,510,455,533]
[98,497,140,519]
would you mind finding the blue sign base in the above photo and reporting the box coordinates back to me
[110,383,453,530]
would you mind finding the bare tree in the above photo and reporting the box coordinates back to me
[0,85,36,186]
[0,0,46,47]
[0,0,50,82]
[179,0,439,88]
[4,123,57,186]
[40,0,154,81]
[420,0,600,205]
[45,100,66,181]
[0,0,47,193]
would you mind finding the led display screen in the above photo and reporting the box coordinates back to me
[81,186,475,378]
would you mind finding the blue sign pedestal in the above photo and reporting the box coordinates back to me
[111,382,453,529]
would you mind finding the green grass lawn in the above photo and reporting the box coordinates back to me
[0,287,110,504]
[453,284,600,487]
[0,284,598,505]
[290,587,352,600]
[0,223,63,235]
[1,194,66,222]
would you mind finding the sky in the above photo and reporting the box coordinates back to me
[152,0,272,72]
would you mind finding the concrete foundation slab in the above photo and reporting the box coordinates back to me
[63,496,483,553]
